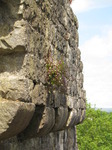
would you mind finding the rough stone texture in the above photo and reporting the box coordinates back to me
[31,84,48,105]
[0,99,35,141]
[52,107,68,131]
[0,126,78,150]
[0,0,86,149]
[0,75,34,102]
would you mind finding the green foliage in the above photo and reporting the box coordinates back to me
[77,102,112,150]
[45,55,68,93]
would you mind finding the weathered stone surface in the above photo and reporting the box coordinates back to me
[0,0,86,149]
[0,75,34,102]
[52,107,68,131]
[0,99,35,140]
[49,91,67,108]
[67,96,76,109]
[80,109,86,123]
[31,84,48,105]
[37,107,55,136]
[19,107,55,139]
[66,109,78,127]
[0,126,78,150]
[0,22,26,53]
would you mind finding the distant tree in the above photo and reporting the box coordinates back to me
[77,103,112,150]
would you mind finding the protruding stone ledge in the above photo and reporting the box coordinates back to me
[18,106,55,139]
[0,99,35,141]
[52,107,68,131]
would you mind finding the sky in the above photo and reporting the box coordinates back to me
[71,0,112,108]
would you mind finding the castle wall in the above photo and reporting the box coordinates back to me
[0,0,86,149]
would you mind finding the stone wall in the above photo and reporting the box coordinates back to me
[0,0,86,149]
[0,126,78,150]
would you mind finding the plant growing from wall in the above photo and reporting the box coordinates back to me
[45,54,69,93]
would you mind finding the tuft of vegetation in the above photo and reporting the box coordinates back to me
[77,102,112,150]
[45,55,68,93]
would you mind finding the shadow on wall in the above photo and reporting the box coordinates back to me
[0,0,21,37]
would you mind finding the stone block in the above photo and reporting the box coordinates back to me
[52,107,68,131]
[80,109,86,123]
[31,84,48,105]
[19,107,55,139]
[37,107,55,136]
[66,109,78,127]
[0,75,33,102]
[0,99,35,141]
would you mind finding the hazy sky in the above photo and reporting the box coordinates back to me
[71,0,112,108]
